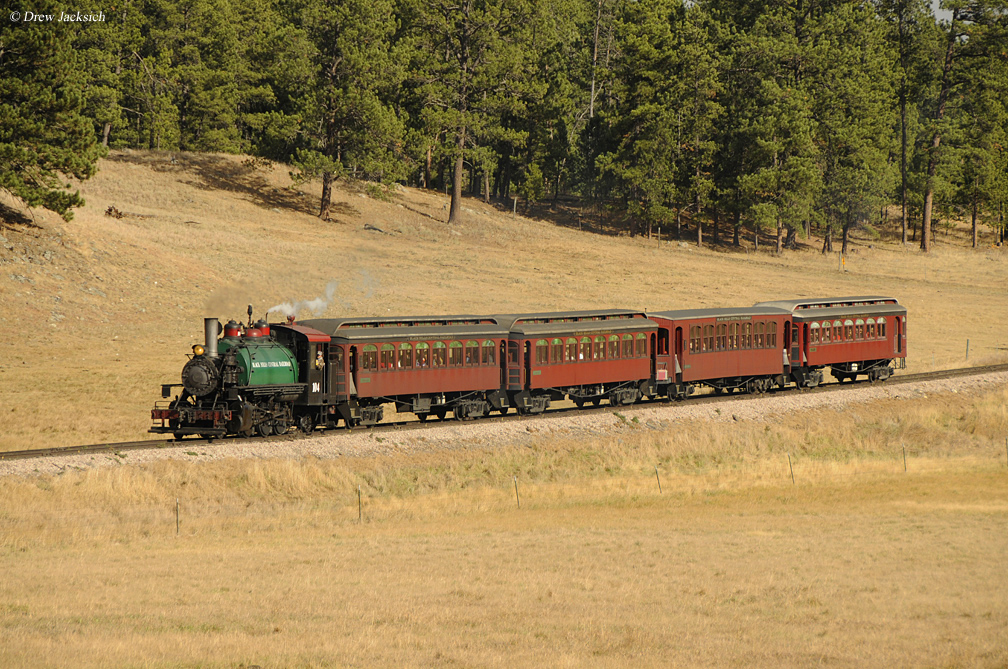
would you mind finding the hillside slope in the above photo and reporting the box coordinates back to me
[0,150,1005,449]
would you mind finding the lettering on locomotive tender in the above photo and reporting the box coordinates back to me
[250,361,292,369]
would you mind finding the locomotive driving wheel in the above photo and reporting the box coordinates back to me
[296,414,315,434]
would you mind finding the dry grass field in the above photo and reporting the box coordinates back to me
[1,385,1007,666]
[1,151,1007,666]
[0,149,1006,450]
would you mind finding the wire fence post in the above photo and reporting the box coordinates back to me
[655,465,662,494]
[965,339,970,362]
[513,476,520,508]
[788,454,795,485]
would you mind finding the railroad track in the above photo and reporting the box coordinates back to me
[3,362,1007,463]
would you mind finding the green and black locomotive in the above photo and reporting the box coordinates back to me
[151,308,321,439]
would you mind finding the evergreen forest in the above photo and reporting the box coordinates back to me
[1,0,1007,253]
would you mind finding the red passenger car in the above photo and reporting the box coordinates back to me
[302,316,510,423]
[648,307,792,395]
[500,310,659,412]
[755,297,907,382]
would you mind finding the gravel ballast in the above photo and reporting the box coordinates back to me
[3,371,1006,478]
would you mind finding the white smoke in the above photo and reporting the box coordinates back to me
[267,280,340,320]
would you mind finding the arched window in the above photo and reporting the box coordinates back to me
[481,340,496,365]
[756,322,765,348]
[833,320,842,342]
[716,323,727,351]
[566,338,578,362]
[855,319,865,340]
[448,341,464,366]
[362,344,378,371]
[810,322,820,344]
[398,342,413,369]
[690,326,701,353]
[742,322,752,349]
[594,336,606,360]
[844,320,854,341]
[878,318,887,338]
[432,341,447,367]
[703,324,714,352]
[380,343,395,369]
[729,323,739,349]
[608,334,620,359]
[866,318,876,339]
[551,338,564,364]
[636,332,647,356]
[767,322,777,348]
[580,336,591,361]
[621,334,633,357]
[415,342,430,367]
[465,340,479,366]
[536,339,549,365]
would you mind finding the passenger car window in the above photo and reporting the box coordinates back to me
[398,343,413,369]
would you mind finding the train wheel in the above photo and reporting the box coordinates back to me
[173,432,184,441]
[297,414,315,434]
[592,397,602,407]
[256,421,274,437]
[417,413,428,423]
[713,387,723,395]
[435,409,447,421]
[497,406,508,415]
[274,421,290,436]
[574,398,585,408]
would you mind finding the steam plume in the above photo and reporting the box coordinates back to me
[267,281,340,319]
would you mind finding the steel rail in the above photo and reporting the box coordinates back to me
[2,362,1006,463]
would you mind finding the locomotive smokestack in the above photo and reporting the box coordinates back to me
[204,317,219,358]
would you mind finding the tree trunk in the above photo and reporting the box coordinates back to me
[319,171,333,220]
[483,170,490,203]
[775,219,783,254]
[972,192,978,248]
[589,0,604,118]
[822,226,833,254]
[101,122,111,147]
[424,145,432,189]
[921,9,960,253]
[841,217,850,256]
[713,209,719,245]
[676,207,681,240]
[733,209,740,246]
[448,126,466,224]
[900,81,908,245]
[697,215,702,247]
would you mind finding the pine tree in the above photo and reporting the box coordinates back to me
[877,0,935,245]
[731,5,820,254]
[811,2,896,256]
[405,0,533,223]
[953,2,1008,248]
[292,0,405,220]
[0,0,105,220]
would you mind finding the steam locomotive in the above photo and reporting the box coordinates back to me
[151,297,908,440]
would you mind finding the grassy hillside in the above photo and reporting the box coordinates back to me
[2,151,1007,666]
[0,149,1005,450]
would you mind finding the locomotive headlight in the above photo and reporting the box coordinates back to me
[193,344,205,356]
